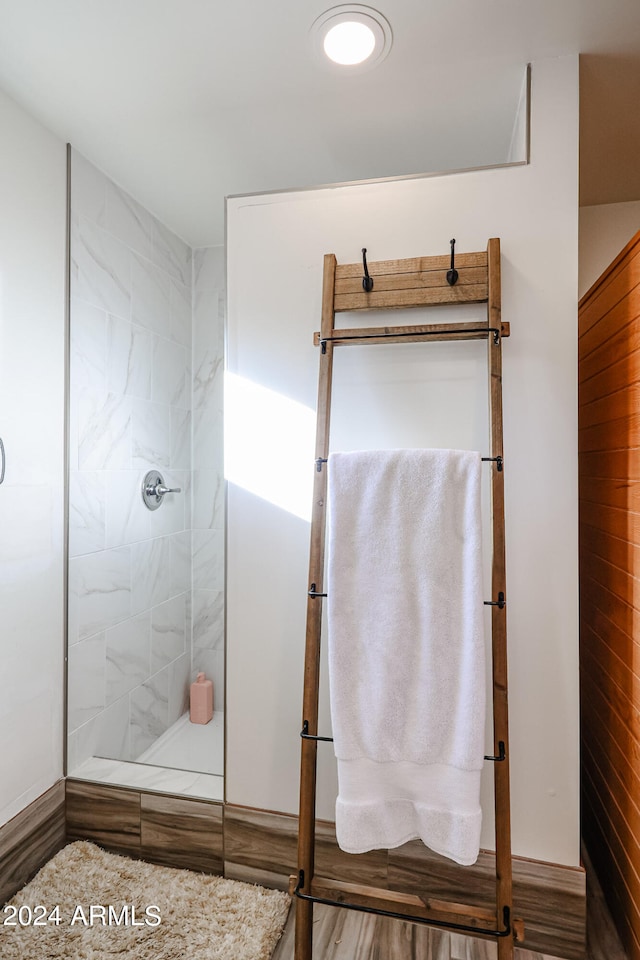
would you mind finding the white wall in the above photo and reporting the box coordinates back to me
[226,55,580,867]
[579,199,640,298]
[0,90,66,826]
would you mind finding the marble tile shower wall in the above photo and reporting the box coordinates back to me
[67,151,224,770]
[192,247,225,710]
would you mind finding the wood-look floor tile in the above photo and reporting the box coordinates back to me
[140,794,223,873]
[583,845,629,960]
[270,898,613,960]
[225,861,292,892]
[369,916,452,960]
[224,805,298,881]
[449,931,490,959]
[389,841,495,909]
[66,780,141,855]
[313,906,378,959]
[512,857,586,959]
[0,781,66,905]
[315,819,388,888]
[388,839,585,959]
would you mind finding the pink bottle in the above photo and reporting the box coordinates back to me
[190,672,213,724]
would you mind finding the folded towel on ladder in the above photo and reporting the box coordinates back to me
[327,448,486,866]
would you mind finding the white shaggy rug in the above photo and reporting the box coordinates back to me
[0,841,291,959]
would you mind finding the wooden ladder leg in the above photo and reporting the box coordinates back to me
[295,710,319,960]
[295,254,337,960]
[487,238,514,960]
[294,899,313,960]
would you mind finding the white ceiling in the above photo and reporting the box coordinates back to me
[0,0,638,247]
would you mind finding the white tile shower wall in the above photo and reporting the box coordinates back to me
[191,246,225,710]
[68,149,194,767]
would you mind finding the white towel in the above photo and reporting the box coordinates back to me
[326,448,486,866]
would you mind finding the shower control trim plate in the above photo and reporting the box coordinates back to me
[142,470,182,510]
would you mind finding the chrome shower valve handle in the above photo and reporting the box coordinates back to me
[153,482,181,497]
[142,470,182,510]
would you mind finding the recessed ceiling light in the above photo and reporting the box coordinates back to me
[311,5,392,70]
[324,20,376,65]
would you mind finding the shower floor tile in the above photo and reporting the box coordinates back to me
[68,755,223,801]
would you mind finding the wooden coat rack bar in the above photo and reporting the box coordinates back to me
[292,238,521,959]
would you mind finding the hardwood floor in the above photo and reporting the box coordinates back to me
[584,848,628,960]
[272,853,628,960]
[272,904,625,960]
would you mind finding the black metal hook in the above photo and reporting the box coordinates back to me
[446,238,459,286]
[484,591,506,609]
[485,741,507,762]
[362,248,374,292]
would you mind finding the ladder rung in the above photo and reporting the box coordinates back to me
[314,321,510,350]
[334,282,489,312]
[334,250,488,280]
[301,721,506,762]
[335,265,488,296]
[316,455,503,471]
[292,873,518,940]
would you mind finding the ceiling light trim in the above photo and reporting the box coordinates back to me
[311,4,393,71]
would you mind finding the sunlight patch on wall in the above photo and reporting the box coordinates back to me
[224,372,315,521]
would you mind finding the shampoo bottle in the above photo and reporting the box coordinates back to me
[190,672,213,724]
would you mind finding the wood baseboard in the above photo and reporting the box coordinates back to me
[0,780,66,905]
[224,804,586,960]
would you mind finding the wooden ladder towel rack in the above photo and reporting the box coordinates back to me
[292,238,522,959]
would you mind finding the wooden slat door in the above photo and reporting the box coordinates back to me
[579,228,640,960]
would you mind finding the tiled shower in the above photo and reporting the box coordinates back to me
[66,150,224,785]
